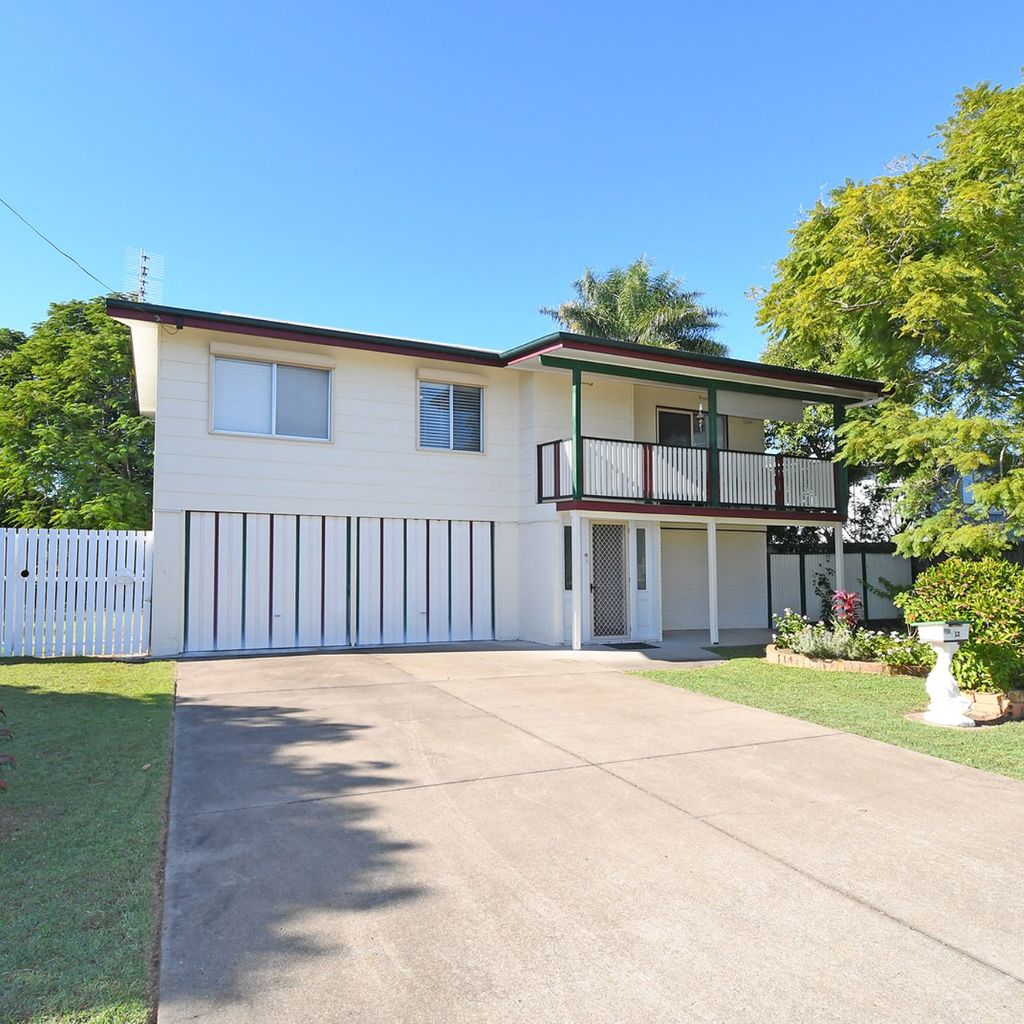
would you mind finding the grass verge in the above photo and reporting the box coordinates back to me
[639,651,1024,782]
[1,659,175,1024]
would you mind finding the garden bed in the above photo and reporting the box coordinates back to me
[766,644,927,676]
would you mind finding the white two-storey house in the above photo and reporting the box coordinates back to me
[108,299,883,658]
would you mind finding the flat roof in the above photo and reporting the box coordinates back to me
[106,299,885,399]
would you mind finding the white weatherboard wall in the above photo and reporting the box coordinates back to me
[660,526,768,630]
[184,512,496,654]
[148,327,522,655]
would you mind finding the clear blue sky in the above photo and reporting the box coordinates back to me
[2,2,1022,359]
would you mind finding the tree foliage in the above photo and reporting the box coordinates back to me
[0,297,153,529]
[543,257,726,355]
[757,80,1024,557]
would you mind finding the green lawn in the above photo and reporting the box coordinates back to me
[640,649,1024,782]
[1,659,175,1024]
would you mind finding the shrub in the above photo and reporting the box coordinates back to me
[772,609,808,649]
[872,631,935,672]
[788,621,878,661]
[896,556,1024,692]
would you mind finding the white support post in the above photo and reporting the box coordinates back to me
[707,520,719,646]
[570,511,584,651]
[833,524,845,593]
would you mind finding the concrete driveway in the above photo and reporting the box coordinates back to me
[160,645,1024,1023]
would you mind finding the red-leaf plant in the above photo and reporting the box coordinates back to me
[831,590,863,628]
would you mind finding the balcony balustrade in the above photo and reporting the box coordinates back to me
[537,436,837,512]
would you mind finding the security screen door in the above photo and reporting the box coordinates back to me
[591,523,628,638]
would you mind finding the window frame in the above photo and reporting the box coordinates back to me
[656,405,728,450]
[416,378,486,454]
[210,355,333,443]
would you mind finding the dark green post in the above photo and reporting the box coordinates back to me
[572,367,583,500]
[834,402,849,516]
[708,384,719,505]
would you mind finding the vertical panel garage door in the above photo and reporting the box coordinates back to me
[184,512,495,654]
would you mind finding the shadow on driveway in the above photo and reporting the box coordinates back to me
[159,698,428,1018]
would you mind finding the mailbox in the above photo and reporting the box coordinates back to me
[915,622,970,644]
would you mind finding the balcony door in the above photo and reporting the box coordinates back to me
[591,523,628,639]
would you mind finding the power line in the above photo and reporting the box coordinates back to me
[0,194,117,294]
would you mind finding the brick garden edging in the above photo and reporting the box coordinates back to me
[765,644,928,677]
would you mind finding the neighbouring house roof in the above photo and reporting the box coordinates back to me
[106,299,885,405]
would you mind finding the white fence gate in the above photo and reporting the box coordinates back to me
[768,547,914,623]
[1,529,153,658]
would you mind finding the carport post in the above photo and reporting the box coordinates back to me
[707,520,719,645]
[570,511,584,650]
[834,524,845,593]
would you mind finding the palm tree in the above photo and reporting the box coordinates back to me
[541,258,726,355]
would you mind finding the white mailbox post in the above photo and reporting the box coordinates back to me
[915,622,974,728]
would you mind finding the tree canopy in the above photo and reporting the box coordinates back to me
[0,297,153,529]
[757,80,1024,557]
[542,257,726,355]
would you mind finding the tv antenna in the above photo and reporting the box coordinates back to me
[123,247,164,302]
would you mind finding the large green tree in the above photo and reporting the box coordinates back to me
[0,297,153,529]
[757,80,1024,557]
[542,257,726,355]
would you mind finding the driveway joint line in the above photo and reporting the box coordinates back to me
[175,678,419,699]
[177,760,593,818]
[598,761,1024,988]
[426,674,1024,988]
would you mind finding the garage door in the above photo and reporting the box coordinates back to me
[183,512,495,654]
[661,526,768,630]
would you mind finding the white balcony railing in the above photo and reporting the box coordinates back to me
[538,437,837,511]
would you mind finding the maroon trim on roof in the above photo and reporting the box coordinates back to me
[107,302,504,368]
[107,300,884,395]
[554,500,846,523]
[524,339,884,394]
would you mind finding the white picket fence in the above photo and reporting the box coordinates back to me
[1,529,153,658]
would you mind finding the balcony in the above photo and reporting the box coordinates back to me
[537,436,838,514]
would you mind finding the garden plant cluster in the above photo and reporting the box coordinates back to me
[772,556,1024,692]
[773,605,934,672]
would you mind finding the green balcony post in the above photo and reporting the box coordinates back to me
[708,384,719,505]
[834,402,849,516]
[572,367,583,500]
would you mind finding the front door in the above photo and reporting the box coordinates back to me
[591,523,628,639]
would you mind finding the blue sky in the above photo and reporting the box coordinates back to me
[2,2,1022,359]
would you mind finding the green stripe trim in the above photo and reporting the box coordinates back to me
[240,513,248,646]
[490,521,496,639]
[294,516,301,645]
[402,519,408,642]
[447,520,453,640]
[182,511,191,652]
[345,517,352,645]
[540,355,861,405]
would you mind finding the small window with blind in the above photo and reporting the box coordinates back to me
[213,357,331,440]
[418,381,483,452]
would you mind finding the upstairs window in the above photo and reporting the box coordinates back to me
[419,382,483,452]
[213,357,331,440]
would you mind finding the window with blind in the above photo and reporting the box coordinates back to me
[418,382,483,452]
[213,357,331,439]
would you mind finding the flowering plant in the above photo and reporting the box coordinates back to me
[831,590,863,628]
